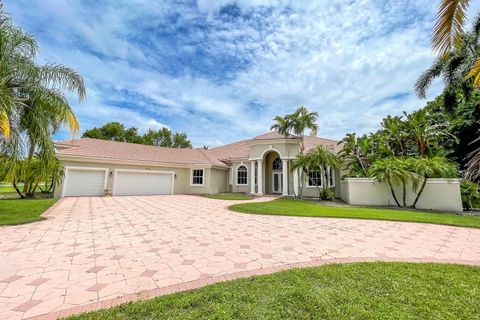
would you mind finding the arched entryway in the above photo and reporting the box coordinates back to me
[254,149,287,196]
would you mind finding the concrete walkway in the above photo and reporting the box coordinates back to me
[1,195,479,320]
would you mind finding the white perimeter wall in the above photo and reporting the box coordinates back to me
[339,178,463,212]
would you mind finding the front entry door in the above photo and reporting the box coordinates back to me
[273,172,283,194]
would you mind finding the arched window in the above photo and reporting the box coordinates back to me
[272,157,282,170]
[237,165,248,185]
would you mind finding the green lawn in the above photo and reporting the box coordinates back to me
[0,185,18,194]
[229,198,480,228]
[0,198,57,225]
[67,262,480,320]
[204,193,254,200]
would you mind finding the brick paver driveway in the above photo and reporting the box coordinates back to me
[1,195,480,319]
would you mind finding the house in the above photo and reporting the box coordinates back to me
[54,131,342,198]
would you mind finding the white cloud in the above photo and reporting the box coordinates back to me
[5,0,478,147]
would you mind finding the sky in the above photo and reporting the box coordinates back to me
[4,0,480,147]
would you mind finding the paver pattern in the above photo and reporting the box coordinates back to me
[1,195,479,320]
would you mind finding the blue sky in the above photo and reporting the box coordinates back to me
[5,0,480,147]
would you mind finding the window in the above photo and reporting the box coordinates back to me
[254,165,257,185]
[307,169,322,187]
[272,157,282,170]
[191,169,204,185]
[328,167,335,187]
[237,165,248,185]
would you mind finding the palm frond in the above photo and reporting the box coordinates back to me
[432,0,470,56]
[415,58,447,98]
[466,58,480,86]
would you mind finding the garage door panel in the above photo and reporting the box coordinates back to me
[114,171,173,196]
[63,169,106,197]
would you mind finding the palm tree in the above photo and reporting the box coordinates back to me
[0,7,85,198]
[416,13,480,103]
[290,106,318,152]
[403,109,456,156]
[270,115,292,137]
[379,115,409,156]
[409,157,458,208]
[338,133,373,177]
[290,153,311,198]
[369,158,412,207]
[305,145,341,198]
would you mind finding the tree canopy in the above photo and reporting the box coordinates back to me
[82,122,192,148]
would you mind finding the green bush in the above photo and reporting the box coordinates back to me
[319,188,334,200]
[461,180,480,211]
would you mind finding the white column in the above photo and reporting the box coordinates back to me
[250,161,256,195]
[257,160,263,195]
[282,159,288,196]
[293,168,299,196]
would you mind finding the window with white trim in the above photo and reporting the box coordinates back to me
[328,167,335,187]
[307,169,322,187]
[237,165,248,185]
[272,157,282,170]
[192,169,204,185]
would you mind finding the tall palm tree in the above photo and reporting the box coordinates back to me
[0,7,85,198]
[409,157,458,208]
[290,106,319,152]
[270,115,292,137]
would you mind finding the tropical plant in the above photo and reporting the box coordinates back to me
[408,157,458,208]
[290,106,319,152]
[0,6,85,198]
[270,115,292,137]
[368,158,413,207]
[338,133,374,177]
[460,180,480,210]
[466,132,480,181]
[291,146,340,200]
[290,153,310,199]
[432,0,470,56]
[270,106,319,198]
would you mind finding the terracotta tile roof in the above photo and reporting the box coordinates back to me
[55,138,227,167]
[252,131,298,140]
[55,133,340,166]
[303,135,342,153]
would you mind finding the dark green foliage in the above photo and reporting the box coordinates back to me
[83,122,192,148]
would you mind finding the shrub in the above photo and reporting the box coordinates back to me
[460,180,480,211]
[319,189,334,200]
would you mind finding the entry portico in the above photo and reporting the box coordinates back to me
[217,131,340,197]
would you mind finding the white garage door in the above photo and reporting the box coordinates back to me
[114,170,173,196]
[63,168,107,197]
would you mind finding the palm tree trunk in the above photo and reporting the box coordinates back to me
[12,182,25,199]
[402,180,406,207]
[412,177,427,208]
[388,180,401,207]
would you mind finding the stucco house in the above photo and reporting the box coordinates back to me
[54,131,341,198]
